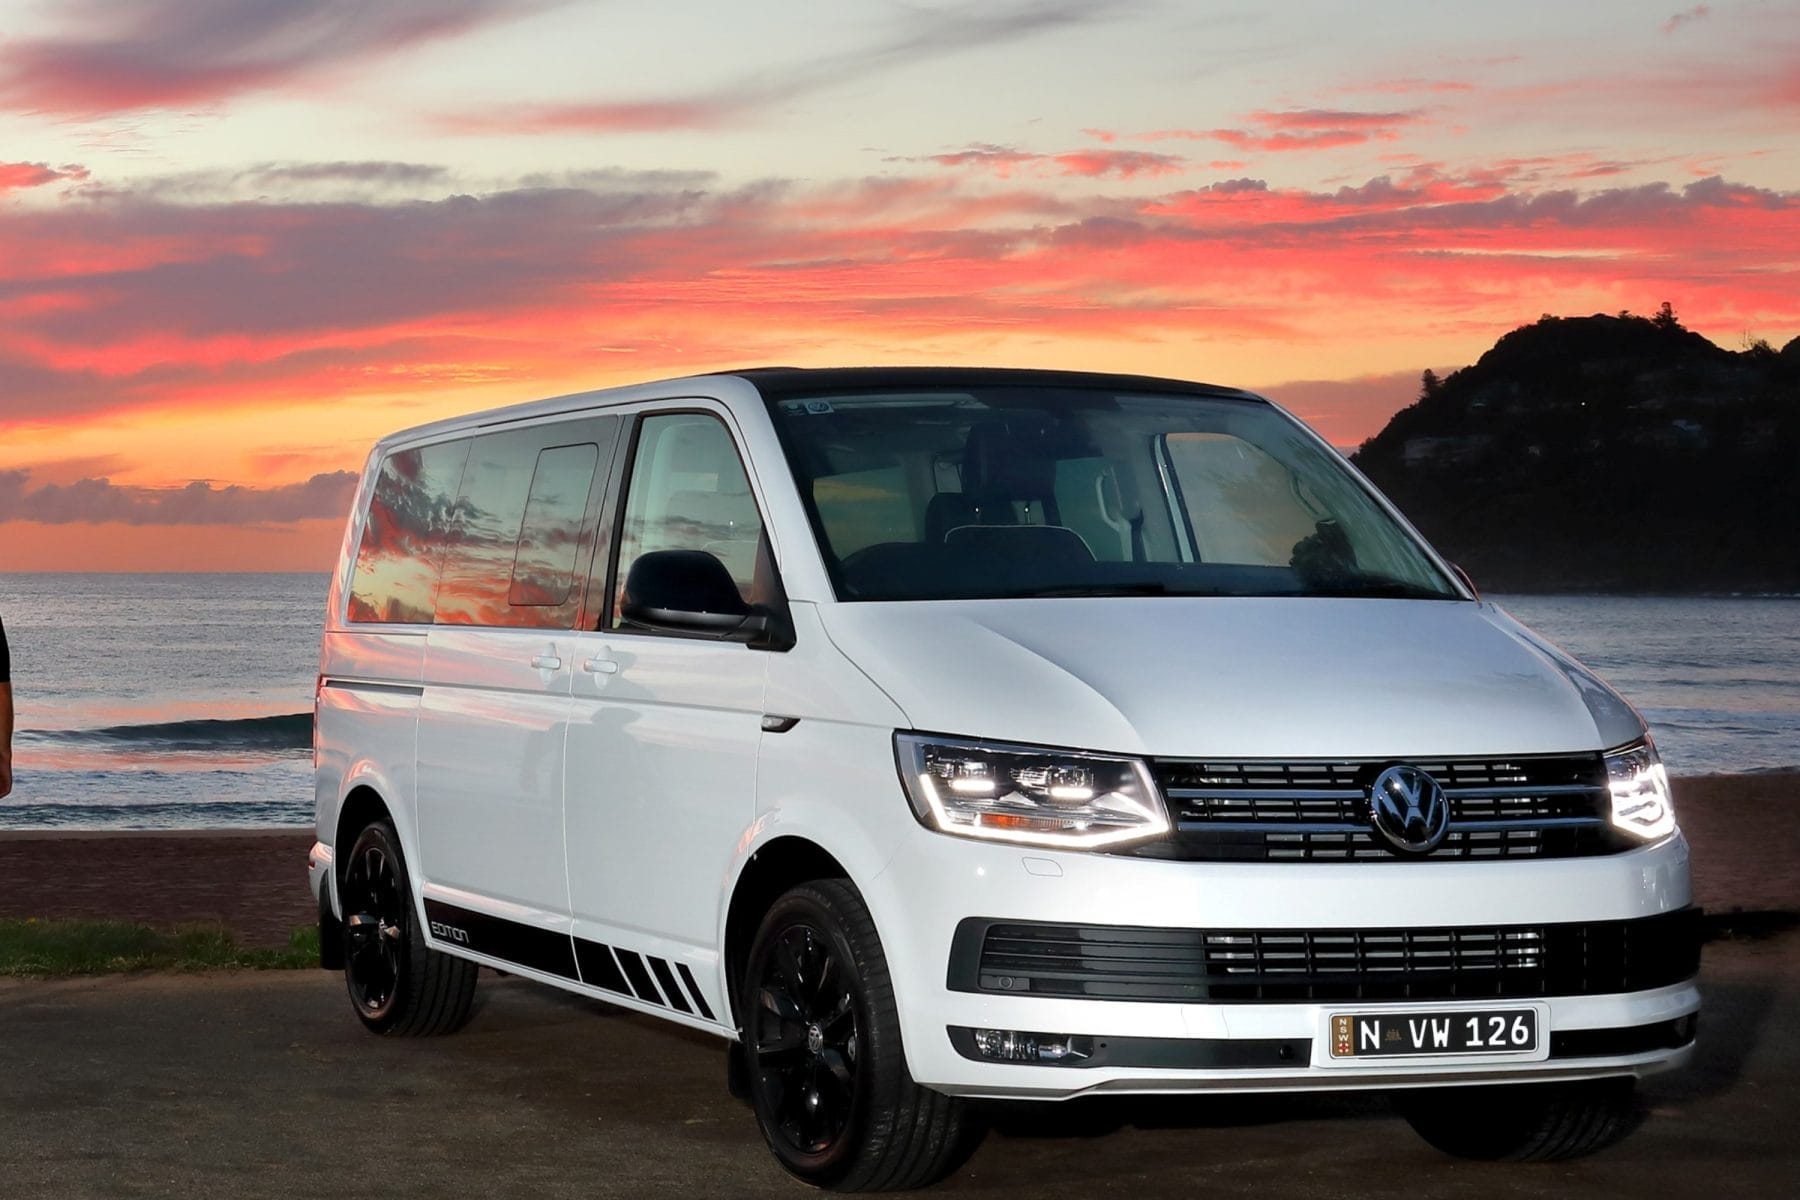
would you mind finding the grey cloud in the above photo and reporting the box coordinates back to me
[0,469,358,525]
[440,0,1129,133]
[238,162,452,189]
[0,0,555,116]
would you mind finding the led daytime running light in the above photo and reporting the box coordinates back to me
[1604,738,1677,842]
[897,734,1170,850]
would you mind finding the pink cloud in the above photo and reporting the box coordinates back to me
[1050,150,1187,179]
[429,99,731,135]
[913,145,1185,179]
[1206,128,1376,153]
[1256,370,1428,447]
[0,161,87,191]
[3,164,1797,444]
[1132,109,1423,155]
[1353,78,1477,95]
[1247,109,1422,131]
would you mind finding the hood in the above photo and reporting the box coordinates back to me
[817,597,1643,759]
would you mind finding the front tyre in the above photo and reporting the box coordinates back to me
[744,880,979,1191]
[1396,1078,1641,1161]
[340,820,478,1037]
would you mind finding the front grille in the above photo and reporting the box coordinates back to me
[948,908,1702,1004]
[1138,753,1626,862]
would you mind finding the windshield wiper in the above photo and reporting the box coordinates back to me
[1313,576,1452,600]
[1003,582,1174,598]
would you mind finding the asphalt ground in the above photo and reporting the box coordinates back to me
[0,931,1793,1200]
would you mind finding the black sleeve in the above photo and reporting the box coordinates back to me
[0,616,9,683]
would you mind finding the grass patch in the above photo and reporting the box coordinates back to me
[0,919,320,976]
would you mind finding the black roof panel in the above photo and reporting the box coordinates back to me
[711,365,1261,402]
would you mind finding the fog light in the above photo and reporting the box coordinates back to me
[971,1028,1093,1063]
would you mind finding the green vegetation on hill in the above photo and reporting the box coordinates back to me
[1351,306,1800,592]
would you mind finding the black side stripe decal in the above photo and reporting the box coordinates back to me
[614,949,660,1004]
[423,899,576,980]
[648,956,692,1015]
[423,899,719,1021]
[574,939,629,994]
[676,963,717,1021]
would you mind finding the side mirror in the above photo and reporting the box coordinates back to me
[621,550,771,641]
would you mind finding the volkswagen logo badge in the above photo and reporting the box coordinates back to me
[1367,764,1450,856]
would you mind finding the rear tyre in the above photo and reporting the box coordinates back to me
[1396,1078,1641,1161]
[340,820,478,1037]
[743,880,980,1191]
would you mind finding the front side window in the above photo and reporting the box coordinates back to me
[612,413,765,627]
[348,439,470,623]
[764,387,1458,602]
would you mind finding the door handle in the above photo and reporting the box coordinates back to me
[582,657,619,675]
[530,653,563,670]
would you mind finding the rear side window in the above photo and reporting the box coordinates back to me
[434,421,614,630]
[509,444,603,609]
[348,440,470,624]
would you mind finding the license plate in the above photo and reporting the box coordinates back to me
[1329,1008,1539,1058]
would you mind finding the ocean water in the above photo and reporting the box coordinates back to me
[0,574,1794,830]
[1,573,325,829]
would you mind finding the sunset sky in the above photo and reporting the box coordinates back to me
[2,0,1797,570]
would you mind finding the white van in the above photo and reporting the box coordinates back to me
[310,368,1697,1189]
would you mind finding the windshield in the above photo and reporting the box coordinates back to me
[763,385,1461,602]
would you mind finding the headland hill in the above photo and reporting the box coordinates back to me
[1348,305,1800,593]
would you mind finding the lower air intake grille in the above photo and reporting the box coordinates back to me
[948,908,1701,1004]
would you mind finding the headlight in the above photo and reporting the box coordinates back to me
[895,733,1170,849]
[1604,737,1677,841]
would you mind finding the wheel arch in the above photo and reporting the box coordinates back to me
[334,785,396,896]
[722,835,850,1029]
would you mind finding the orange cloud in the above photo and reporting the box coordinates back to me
[4,162,1798,568]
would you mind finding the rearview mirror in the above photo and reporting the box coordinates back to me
[621,550,771,641]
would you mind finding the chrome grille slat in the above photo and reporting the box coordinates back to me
[1142,752,1624,862]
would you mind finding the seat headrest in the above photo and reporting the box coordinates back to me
[962,421,1056,502]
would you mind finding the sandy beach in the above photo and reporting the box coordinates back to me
[0,772,1794,948]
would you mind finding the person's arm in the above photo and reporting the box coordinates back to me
[0,681,12,799]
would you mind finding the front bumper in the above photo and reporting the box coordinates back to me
[308,840,334,914]
[866,828,1697,1098]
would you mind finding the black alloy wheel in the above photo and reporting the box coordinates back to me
[341,828,407,1024]
[743,881,978,1190]
[753,918,862,1157]
[338,819,478,1037]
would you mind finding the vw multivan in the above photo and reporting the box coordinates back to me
[311,368,1696,1189]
